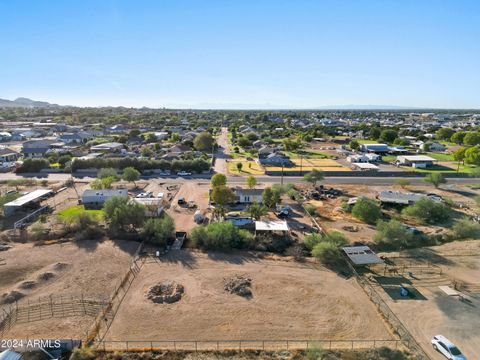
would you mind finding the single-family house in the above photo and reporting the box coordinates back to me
[21,139,59,158]
[422,142,446,152]
[259,152,291,166]
[81,189,128,209]
[252,140,266,149]
[90,142,124,153]
[233,188,263,204]
[169,144,191,154]
[0,148,19,163]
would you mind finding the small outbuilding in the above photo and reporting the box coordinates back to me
[255,220,289,237]
[3,189,53,217]
[343,246,383,265]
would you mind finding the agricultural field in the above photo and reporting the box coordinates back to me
[105,251,393,342]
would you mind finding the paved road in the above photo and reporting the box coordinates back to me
[1,172,478,187]
[213,126,230,174]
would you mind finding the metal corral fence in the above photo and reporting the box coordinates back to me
[350,268,431,360]
[93,339,402,352]
[85,242,145,344]
[0,294,109,338]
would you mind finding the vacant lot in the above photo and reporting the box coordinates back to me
[0,239,138,338]
[267,158,350,172]
[105,251,392,341]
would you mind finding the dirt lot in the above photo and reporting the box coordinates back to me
[0,239,138,338]
[166,182,211,233]
[105,250,392,341]
[372,241,480,359]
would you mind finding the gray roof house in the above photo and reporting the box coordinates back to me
[21,139,59,158]
[82,189,128,208]
[259,152,291,166]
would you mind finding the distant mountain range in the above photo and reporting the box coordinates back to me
[0,97,60,108]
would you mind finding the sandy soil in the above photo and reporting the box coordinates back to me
[105,251,392,341]
[372,243,480,359]
[0,240,138,300]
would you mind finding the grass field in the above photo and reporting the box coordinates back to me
[283,150,331,159]
[357,139,379,144]
[426,152,454,161]
[267,158,350,172]
[58,205,104,221]
[227,160,265,175]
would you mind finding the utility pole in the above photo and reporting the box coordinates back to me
[281,164,284,185]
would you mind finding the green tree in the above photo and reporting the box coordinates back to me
[246,175,256,189]
[402,197,451,224]
[141,216,175,246]
[424,172,447,188]
[464,145,480,165]
[451,131,467,145]
[379,129,398,143]
[374,220,415,249]
[103,196,146,232]
[370,127,381,140]
[304,204,317,215]
[122,166,140,187]
[463,132,480,146]
[190,221,252,250]
[262,187,281,209]
[211,185,236,216]
[246,202,268,220]
[58,155,72,168]
[236,162,243,172]
[351,197,382,224]
[170,133,181,142]
[453,147,467,164]
[435,127,455,141]
[310,231,347,265]
[211,173,227,188]
[349,140,360,151]
[193,132,214,152]
[303,169,324,188]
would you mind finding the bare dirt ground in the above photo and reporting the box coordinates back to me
[372,241,480,359]
[167,183,211,233]
[105,250,392,341]
[0,239,138,338]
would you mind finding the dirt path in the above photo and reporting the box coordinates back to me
[214,127,230,175]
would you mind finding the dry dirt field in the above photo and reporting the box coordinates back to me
[0,239,138,338]
[372,241,480,359]
[105,250,392,342]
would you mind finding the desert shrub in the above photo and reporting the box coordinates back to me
[190,221,252,250]
[306,343,325,360]
[374,220,416,249]
[402,198,451,224]
[67,212,103,240]
[304,231,347,265]
[97,167,118,179]
[0,192,20,208]
[451,218,480,239]
[69,347,96,360]
[352,197,382,224]
[30,221,48,241]
[141,216,175,247]
[304,204,317,216]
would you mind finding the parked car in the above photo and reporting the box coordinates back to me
[177,197,186,205]
[157,192,164,198]
[158,170,171,176]
[136,192,153,198]
[177,171,192,176]
[431,335,466,360]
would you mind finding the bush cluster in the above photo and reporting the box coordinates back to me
[190,221,253,250]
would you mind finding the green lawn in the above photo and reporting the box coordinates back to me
[427,152,454,161]
[58,205,104,221]
[357,139,379,144]
[284,150,330,159]
[382,155,396,162]
[401,163,476,174]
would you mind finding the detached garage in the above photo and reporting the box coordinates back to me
[396,155,436,169]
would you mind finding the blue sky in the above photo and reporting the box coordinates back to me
[0,0,479,109]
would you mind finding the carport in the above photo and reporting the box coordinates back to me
[3,189,53,217]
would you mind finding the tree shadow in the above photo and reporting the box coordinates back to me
[154,249,198,269]
[207,250,261,265]
[374,276,427,301]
